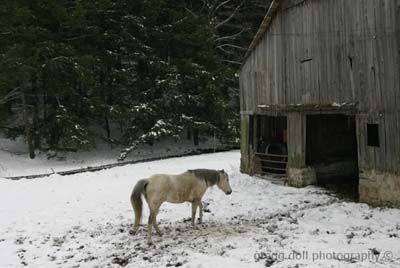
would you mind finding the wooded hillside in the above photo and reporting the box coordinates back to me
[0,0,271,159]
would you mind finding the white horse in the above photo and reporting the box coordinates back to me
[130,169,232,244]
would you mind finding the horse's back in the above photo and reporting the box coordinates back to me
[147,171,194,186]
[147,174,173,191]
[146,172,204,203]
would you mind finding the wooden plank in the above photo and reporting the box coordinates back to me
[257,159,288,164]
[287,113,306,168]
[294,3,302,104]
[386,0,400,172]
[357,115,367,170]
[255,152,288,158]
[261,166,287,171]
[374,0,387,170]
[240,115,250,156]
[395,0,400,174]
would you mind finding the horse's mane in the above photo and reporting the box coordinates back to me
[188,169,220,186]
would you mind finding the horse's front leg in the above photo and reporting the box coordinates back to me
[191,201,199,227]
[198,201,203,224]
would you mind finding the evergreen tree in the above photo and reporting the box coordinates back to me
[0,0,269,159]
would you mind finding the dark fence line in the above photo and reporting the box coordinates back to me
[3,147,239,181]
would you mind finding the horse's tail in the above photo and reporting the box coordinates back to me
[130,179,148,227]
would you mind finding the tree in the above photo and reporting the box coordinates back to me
[0,0,269,159]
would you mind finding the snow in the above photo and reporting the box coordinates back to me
[0,135,221,178]
[0,151,400,267]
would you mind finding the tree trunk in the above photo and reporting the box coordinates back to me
[104,113,111,139]
[193,128,199,146]
[100,72,111,139]
[21,90,35,159]
[32,74,41,150]
[42,69,48,136]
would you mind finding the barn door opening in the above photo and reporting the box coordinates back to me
[306,114,359,200]
[254,115,288,177]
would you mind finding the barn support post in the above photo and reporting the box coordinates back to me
[240,113,259,175]
[286,113,316,187]
[250,115,258,175]
[240,115,251,173]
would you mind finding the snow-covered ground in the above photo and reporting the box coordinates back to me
[0,135,221,177]
[1,151,400,268]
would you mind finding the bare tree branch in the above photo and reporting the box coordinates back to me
[214,1,244,30]
[63,34,96,41]
[0,87,21,104]
[213,28,245,42]
[212,0,232,17]
[217,43,247,50]
[219,59,242,65]
[201,0,212,10]
[184,7,199,18]
[217,46,235,55]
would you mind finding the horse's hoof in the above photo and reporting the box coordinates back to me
[129,229,137,235]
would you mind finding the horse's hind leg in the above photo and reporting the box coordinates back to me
[191,200,199,227]
[147,212,154,244]
[147,202,162,244]
[133,215,140,234]
[132,224,139,235]
[152,205,162,236]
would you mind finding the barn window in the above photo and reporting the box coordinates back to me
[367,124,380,147]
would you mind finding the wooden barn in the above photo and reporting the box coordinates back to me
[239,0,400,206]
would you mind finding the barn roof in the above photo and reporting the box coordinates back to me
[244,0,281,60]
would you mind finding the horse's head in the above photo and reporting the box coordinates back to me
[217,170,232,195]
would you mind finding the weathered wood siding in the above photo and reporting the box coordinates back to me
[240,0,400,174]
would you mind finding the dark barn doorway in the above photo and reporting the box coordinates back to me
[306,114,359,200]
[255,115,288,177]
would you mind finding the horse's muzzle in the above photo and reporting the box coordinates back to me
[226,190,232,195]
